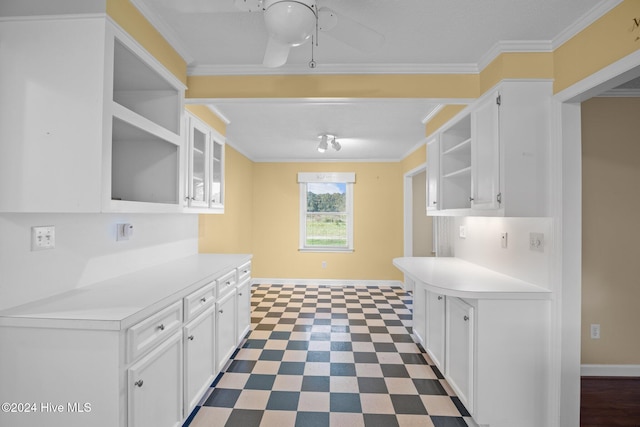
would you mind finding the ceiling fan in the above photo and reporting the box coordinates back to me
[164,0,385,68]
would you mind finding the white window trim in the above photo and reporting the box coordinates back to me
[298,172,355,253]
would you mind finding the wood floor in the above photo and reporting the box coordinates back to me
[581,377,640,426]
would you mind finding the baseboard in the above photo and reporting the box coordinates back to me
[250,278,406,288]
[581,364,640,377]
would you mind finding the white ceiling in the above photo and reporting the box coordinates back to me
[133,0,608,161]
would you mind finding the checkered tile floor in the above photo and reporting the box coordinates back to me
[183,283,472,427]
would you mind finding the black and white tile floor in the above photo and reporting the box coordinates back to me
[183,283,472,427]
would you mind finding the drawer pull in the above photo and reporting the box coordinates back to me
[158,324,165,331]
[239,292,243,296]
[188,335,195,341]
[463,315,469,322]
[219,309,224,314]
[134,380,144,388]
[243,270,248,273]
[437,296,443,301]
[200,297,207,303]
[226,281,231,286]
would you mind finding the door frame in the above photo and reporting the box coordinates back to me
[403,162,427,258]
[551,49,640,427]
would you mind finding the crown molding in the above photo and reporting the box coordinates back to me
[477,40,553,72]
[188,62,479,76]
[552,0,623,50]
[597,88,640,97]
[130,0,195,64]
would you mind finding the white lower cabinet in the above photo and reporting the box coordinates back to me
[412,282,427,344]
[445,297,474,413]
[425,291,446,370]
[236,279,251,343]
[128,330,184,427]
[216,289,237,373]
[183,305,216,417]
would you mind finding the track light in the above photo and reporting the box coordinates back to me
[317,135,328,153]
[318,134,340,153]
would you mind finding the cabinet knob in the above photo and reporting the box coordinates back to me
[469,197,474,202]
[188,335,195,341]
[243,270,248,274]
[134,380,144,388]
[158,324,165,331]
[437,295,443,301]
[239,292,243,296]
[200,297,207,303]
[219,309,224,314]
[226,281,231,286]
[463,315,469,322]
[432,201,437,204]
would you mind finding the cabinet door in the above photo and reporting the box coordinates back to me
[426,137,440,212]
[216,290,237,372]
[186,116,210,208]
[412,283,426,345]
[426,291,446,370]
[471,92,501,210]
[210,140,224,207]
[128,330,183,427]
[184,306,216,417]
[236,280,251,343]
[445,297,474,414]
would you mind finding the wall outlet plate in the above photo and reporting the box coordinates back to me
[459,226,466,239]
[501,232,508,248]
[31,226,55,251]
[117,223,134,241]
[529,232,545,252]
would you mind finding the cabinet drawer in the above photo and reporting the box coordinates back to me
[237,261,251,283]
[127,301,183,363]
[184,282,215,323]
[217,270,237,298]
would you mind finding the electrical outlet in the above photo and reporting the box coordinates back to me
[459,226,466,239]
[529,232,545,252]
[501,232,508,248]
[117,223,134,241]
[590,324,601,339]
[31,226,55,251]
[322,261,327,269]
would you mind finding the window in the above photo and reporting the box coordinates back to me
[298,172,354,252]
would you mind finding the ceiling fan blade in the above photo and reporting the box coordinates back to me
[263,37,291,67]
[156,0,261,13]
[318,7,385,53]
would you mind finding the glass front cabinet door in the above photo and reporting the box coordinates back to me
[184,111,225,212]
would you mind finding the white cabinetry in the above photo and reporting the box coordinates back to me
[445,297,474,413]
[426,136,440,212]
[412,282,427,344]
[0,254,252,427]
[425,291,446,370]
[394,257,551,427]
[183,306,216,417]
[0,16,185,213]
[216,289,237,373]
[128,331,183,427]
[184,111,225,213]
[427,80,551,216]
[236,279,251,343]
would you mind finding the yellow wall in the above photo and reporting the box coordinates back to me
[185,105,227,136]
[581,97,640,364]
[199,144,254,254]
[554,0,640,93]
[251,162,404,280]
[401,144,426,173]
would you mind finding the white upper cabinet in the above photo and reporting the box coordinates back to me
[0,16,186,213]
[427,80,551,217]
[184,111,225,213]
[426,136,440,212]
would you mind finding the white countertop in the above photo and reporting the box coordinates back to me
[393,257,551,300]
[0,254,252,330]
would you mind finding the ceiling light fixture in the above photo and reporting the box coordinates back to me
[317,134,328,153]
[330,136,341,151]
[318,134,340,153]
